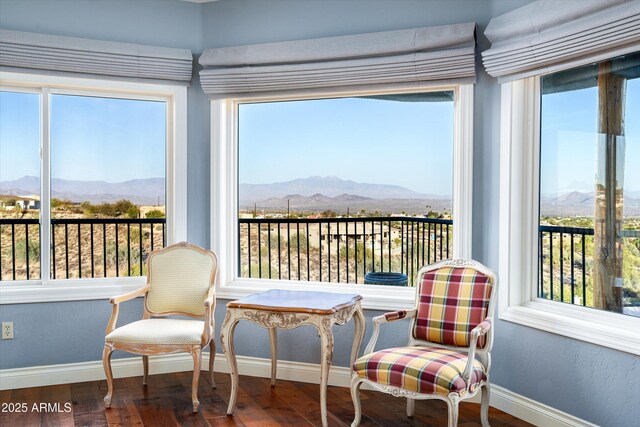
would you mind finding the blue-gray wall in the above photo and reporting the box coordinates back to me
[1,1,638,426]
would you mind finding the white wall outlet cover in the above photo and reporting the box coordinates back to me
[2,322,14,339]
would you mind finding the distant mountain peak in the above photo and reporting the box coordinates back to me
[240,176,448,202]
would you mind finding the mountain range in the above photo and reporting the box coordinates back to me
[2,175,638,215]
[242,192,452,215]
[240,176,448,202]
[540,191,640,216]
[0,176,165,206]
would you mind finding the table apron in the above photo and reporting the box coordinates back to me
[226,303,360,331]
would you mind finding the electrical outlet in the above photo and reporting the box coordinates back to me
[2,322,13,340]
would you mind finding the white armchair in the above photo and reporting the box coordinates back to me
[102,242,218,412]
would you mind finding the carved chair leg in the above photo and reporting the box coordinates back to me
[142,355,149,386]
[191,347,202,412]
[102,345,114,408]
[350,377,364,427]
[406,398,415,417]
[480,383,491,427]
[209,341,216,389]
[446,395,460,427]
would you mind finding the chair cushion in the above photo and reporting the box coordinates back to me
[105,319,204,345]
[414,266,493,348]
[353,347,486,396]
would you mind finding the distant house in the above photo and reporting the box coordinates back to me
[15,196,40,210]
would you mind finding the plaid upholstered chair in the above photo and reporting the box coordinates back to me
[350,259,497,427]
[102,242,218,413]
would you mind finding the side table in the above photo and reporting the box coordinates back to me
[220,289,365,427]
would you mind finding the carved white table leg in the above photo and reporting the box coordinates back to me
[269,327,277,386]
[220,310,240,415]
[350,304,365,368]
[319,318,334,427]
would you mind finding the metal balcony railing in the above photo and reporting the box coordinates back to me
[538,225,640,308]
[3,217,636,304]
[538,225,593,305]
[0,218,165,280]
[238,216,453,286]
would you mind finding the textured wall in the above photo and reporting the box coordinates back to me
[1,1,639,426]
[0,0,203,50]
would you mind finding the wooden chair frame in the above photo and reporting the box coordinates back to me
[350,259,498,427]
[102,242,218,413]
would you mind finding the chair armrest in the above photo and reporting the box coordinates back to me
[105,285,150,335]
[201,287,216,345]
[462,318,492,384]
[363,309,417,356]
[203,286,215,309]
[109,285,150,304]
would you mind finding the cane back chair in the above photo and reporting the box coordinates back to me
[103,242,218,412]
[351,259,497,426]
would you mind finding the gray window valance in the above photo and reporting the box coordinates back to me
[0,29,193,83]
[482,0,640,81]
[199,22,476,98]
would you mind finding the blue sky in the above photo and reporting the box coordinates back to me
[0,92,165,183]
[239,96,454,196]
[0,91,40,182]
[1,81,638,196]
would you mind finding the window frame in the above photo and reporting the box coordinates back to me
[498,77,640,355]
[0,71,188,304]
[210,85,474,310]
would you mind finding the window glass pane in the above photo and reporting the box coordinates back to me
[539,52,640,316]
[50,94,166,279]
[0,91,41,281]
[238,92,454,286]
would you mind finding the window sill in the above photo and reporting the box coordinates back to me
[499,299,640,356]
[216,278,416,311]
[0,277,147,304]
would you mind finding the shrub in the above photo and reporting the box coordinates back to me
[321,210,337,218]
[145,209,165,218]
[126,205,140,219]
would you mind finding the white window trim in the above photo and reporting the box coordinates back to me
[211,85,474,311]
[0,71,188,304]
[498,77,640,356]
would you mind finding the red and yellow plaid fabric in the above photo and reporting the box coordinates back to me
[384,310,408,321]
[413,266,493,348]
[353,346,486,395]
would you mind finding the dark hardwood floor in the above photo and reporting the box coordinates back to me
[0,371,533,426]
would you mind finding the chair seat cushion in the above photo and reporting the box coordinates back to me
[106,319,204,345]
[353,346,486,396]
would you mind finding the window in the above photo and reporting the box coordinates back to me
[498,53,640,354]
[539,54,640,317]
[238,93,453,285]
[0,72,186,303]
[211,86,474,309]
[0,90,41,281]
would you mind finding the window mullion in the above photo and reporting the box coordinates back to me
[40,87,51,284]
[452,84,474,259]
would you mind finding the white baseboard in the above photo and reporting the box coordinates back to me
[0,354,596,427]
